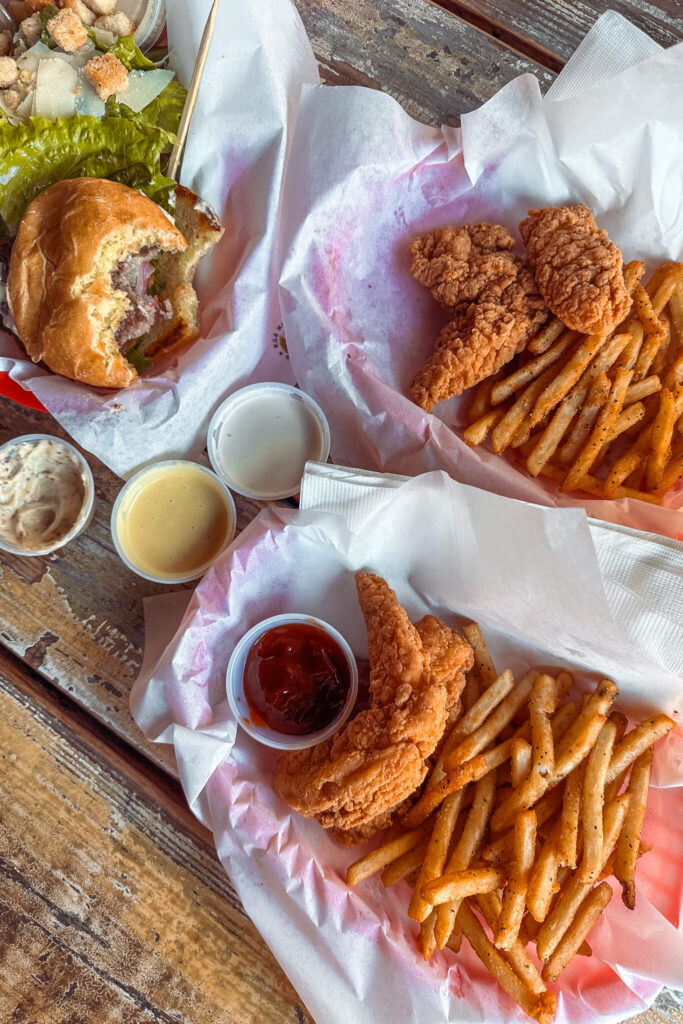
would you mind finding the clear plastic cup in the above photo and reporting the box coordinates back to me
[117,0,167,51]
[226,613,359,751]
[0,434,95,556]
[111,459,236,584]
[208,383,331,501]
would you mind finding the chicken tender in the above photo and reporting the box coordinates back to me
[274,573,472,839]
[409,224,548,411]
[520,204,630,336]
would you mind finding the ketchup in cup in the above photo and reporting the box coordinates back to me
[243,623,351,736]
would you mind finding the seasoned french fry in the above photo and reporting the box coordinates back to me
[456,903,557,1024]
[409,789,466,923]
[562,369,633,492]
[650,263,683,313]
[527,818,562,923]
[556,372,610,466]
[604,451,645,498]
[463,623,498,686]
[554,670,574,702]
[528,317,565,355]
[541,461,662,505]
[527,385,586,477]
[530,333,610,429]
[495,810,536,950]
[579,719,617,883]
[615,746,653,909]
[434,770,496,948]
[483,786,565,864]
[605,714,675,786]
[633,284,668,381]
[381,840,429,887]
[669,279,683,345]
[603,711,629,804]
[542,882,613,982]
[492,366,558,454]
[491,331,577,406]
[347,825,428,885]
[665,351,683,389]
[624,375,661,405]
[420,910,437,960]
[464,407,507,447]
[511,738,533,788]
[422,866,507,905]
[647,387,676,490]
[536,796,628,962]
[657,449,683,495]
[447,671,538,771]
[476,892,547,996]
[558,763,584,869]
[469,377,496,423]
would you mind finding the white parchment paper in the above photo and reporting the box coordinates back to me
[0,0,318,478]
[277,12,683,539]
[132,465,683,1024]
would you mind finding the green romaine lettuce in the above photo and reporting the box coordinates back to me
[0,113,177,232]
[109,35,158,71]
[125,339,154,373]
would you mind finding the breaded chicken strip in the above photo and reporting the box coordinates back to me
[409,224,548,411]
[520,204,630,336]
[273,573,472,840]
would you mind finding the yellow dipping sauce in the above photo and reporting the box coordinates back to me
[114,462,234,581]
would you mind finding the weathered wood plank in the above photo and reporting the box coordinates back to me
[0,651,313,1024]
[430,0,682,72]
[0,399,262,778]
[294,0,555,126]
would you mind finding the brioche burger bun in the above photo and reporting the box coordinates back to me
[7,177,224,389]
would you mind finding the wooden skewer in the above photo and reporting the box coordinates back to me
[167,0,220,182]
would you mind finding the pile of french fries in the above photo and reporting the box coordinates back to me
[346,624,675,1024]
[463,262,683,505]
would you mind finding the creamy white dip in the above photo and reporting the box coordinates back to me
[0,439,87,550]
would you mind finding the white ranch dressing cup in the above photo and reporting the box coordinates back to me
[208,383,331,501]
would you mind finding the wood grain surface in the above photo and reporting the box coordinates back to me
[295,0,554,125]
[0,650,313,1024]
[0,401,262,778]
[429,0,682,72]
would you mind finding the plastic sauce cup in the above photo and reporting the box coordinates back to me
[111,460,236,584]
[0,433,95,557]
[226,613,359,751]
[208,383,331,501]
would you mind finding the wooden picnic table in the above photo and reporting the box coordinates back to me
[0,2,681,1022]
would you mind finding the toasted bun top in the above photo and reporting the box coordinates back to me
[8,178,188,389]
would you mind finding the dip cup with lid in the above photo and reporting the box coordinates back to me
[208,383,331,501]
[0,433,95,557]
[111,459,236,584]
[226,613,359,751]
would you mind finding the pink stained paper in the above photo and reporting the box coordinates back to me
[131,469,683,1024]
[277,14,683,539]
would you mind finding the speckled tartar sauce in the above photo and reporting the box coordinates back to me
[0,439,87,551]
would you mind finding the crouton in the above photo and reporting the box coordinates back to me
[26,0,58,11]
[46,7,88,50]
[0,57,18,88]
[59,0,95,25]
[94,11,133,36]
[0,32,12,57]
[2,87,21,110]
[20,11,42,44]
[83,51,128,99]
[83,0,117,15]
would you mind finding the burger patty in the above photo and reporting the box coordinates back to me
[112,247,172,350]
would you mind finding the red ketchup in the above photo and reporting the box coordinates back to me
[243,623,350,735]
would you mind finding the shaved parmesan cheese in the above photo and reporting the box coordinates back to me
[51,39,96,70]
[115,68,173,113]
[16,90,35,121]
[92,28,116,48]
[35,58,77,120]
[74,73,106,118]
[16,41,52,73]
